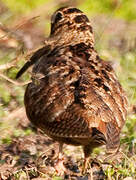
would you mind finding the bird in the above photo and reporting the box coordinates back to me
[16,6,128,175]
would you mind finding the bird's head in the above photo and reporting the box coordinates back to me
[50,7,94,46]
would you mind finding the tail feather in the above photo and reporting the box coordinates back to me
[106,121,120,154]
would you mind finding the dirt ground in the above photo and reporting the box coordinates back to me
[0,1,136,179]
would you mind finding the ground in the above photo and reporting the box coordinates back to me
[0,1,136,179]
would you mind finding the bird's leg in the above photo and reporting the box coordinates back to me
[54,143,67,175]
[53,142,63,160]
[58,142,63,159]
[82,146,92,175]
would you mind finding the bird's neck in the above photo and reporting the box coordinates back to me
[48,28,95,49]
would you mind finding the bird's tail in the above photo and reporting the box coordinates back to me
[106,121,120,154]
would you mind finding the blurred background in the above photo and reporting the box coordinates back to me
[0,0,136,179]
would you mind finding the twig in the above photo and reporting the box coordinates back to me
[1,107,25,121]
[0,61,16,70]
[96,0,123,43]
[0,73,31,86]
[9,0,56,45]
[0,16,40,41]
[24,167,30,180]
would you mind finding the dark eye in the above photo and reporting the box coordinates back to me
[54,12,63,24]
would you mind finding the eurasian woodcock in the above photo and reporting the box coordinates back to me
[16,6,128,174]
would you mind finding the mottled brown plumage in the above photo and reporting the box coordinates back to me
[16,7,128,174]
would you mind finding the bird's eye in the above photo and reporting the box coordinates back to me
[52,12,63,24]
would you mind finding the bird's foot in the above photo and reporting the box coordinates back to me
[80,157,91,175]
[54,157,67,176]
[80,159,106,180]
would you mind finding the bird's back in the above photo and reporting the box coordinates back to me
[24,42,128,152]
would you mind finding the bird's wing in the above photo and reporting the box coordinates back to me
[24,46,127,148]
[78,59,128,151]
[24,51,91,138]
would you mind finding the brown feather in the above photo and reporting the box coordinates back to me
[17,6,128,173]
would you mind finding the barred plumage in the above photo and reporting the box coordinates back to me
[16,6,128,174]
